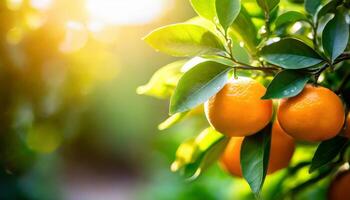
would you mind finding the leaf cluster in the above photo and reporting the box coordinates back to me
[139,0,350,197]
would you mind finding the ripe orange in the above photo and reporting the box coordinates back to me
[268,121,295,173]
[220,137,243,177]
[220,120,295,177]
[278,84,345,142]
[205,78,273,137]
[328,171,350,200]
[344,113,350,138]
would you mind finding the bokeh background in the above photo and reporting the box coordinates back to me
[0,0,334,200]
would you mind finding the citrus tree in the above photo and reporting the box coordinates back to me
[138,0,350,199]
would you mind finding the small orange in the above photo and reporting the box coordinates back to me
[268,121,295,173]
[278,84,345,142]
[220,120,295,177]
[220,137,244,177]
[328,171,350,200]
[205,77,273,137]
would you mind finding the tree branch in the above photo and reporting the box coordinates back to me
[234,65,279,72]
[335,52,350,64]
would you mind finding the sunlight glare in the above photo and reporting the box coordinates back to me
[6,0,22,10]
[59,21,88,53]
[30,0,53,10]
[86,0,169,26]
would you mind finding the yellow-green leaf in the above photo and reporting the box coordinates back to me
[144,24,225,57]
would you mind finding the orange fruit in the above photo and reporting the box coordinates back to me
[328,171,350,200]
[205,78,273,137]
[344,113,350,138]
[220,137,244,177]
[268,121,295,173]
[278,84,345,142]
[220,120,295,177]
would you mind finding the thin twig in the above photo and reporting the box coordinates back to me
[335,52,350,64]
[264,11,271,38]
[281,167,332,199]
[234,65,279,72]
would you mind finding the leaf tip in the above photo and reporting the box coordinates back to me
[168,105,179,116]
[136,85,146,95]
[157,124,166,131]
[261,94,271,100]
[308,166,315,174]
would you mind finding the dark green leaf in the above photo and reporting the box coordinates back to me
[229,6,258,53]
[137,60,187,99]
[310,136,349,173]
[275,11,308,28]
[257,0,279,13]
[305,0,321,16]
[262,70,310,99]
[190,0,216,21]
[170,61,231,114]
[322,10,349,62]
[269,4,279,22]
[241,124,272,195]
[316,0,342,20]
[346,0,350,8]
[261,38,323,69]
[144,23,225,57]
[216,0,241,31]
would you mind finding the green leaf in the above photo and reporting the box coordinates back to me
[305,0,321,16]
[186,138,228,181]
[186,16,218,34]
[257,0,279,13]
[216,0,241,31]
[322,10,349,62]
[200,55,235,66]
[137,60,187,99]
[231,38,251,64]
[181,56,234,73]
[261,38,323,69]
[241,123,272,195]
[158,111,189,130]
[144,23,225,57]
[262,70,310,99]
[309,136,349,173]
[243,1,264,18]
[201,55,251,76]
[190,0,216,21]
[229,6,258,53]
[316,0,341,20]
[275,11,308,28]
[171,127,228,180]
[170,61,232,114]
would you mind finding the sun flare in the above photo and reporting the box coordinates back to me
[86,0,169,26]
